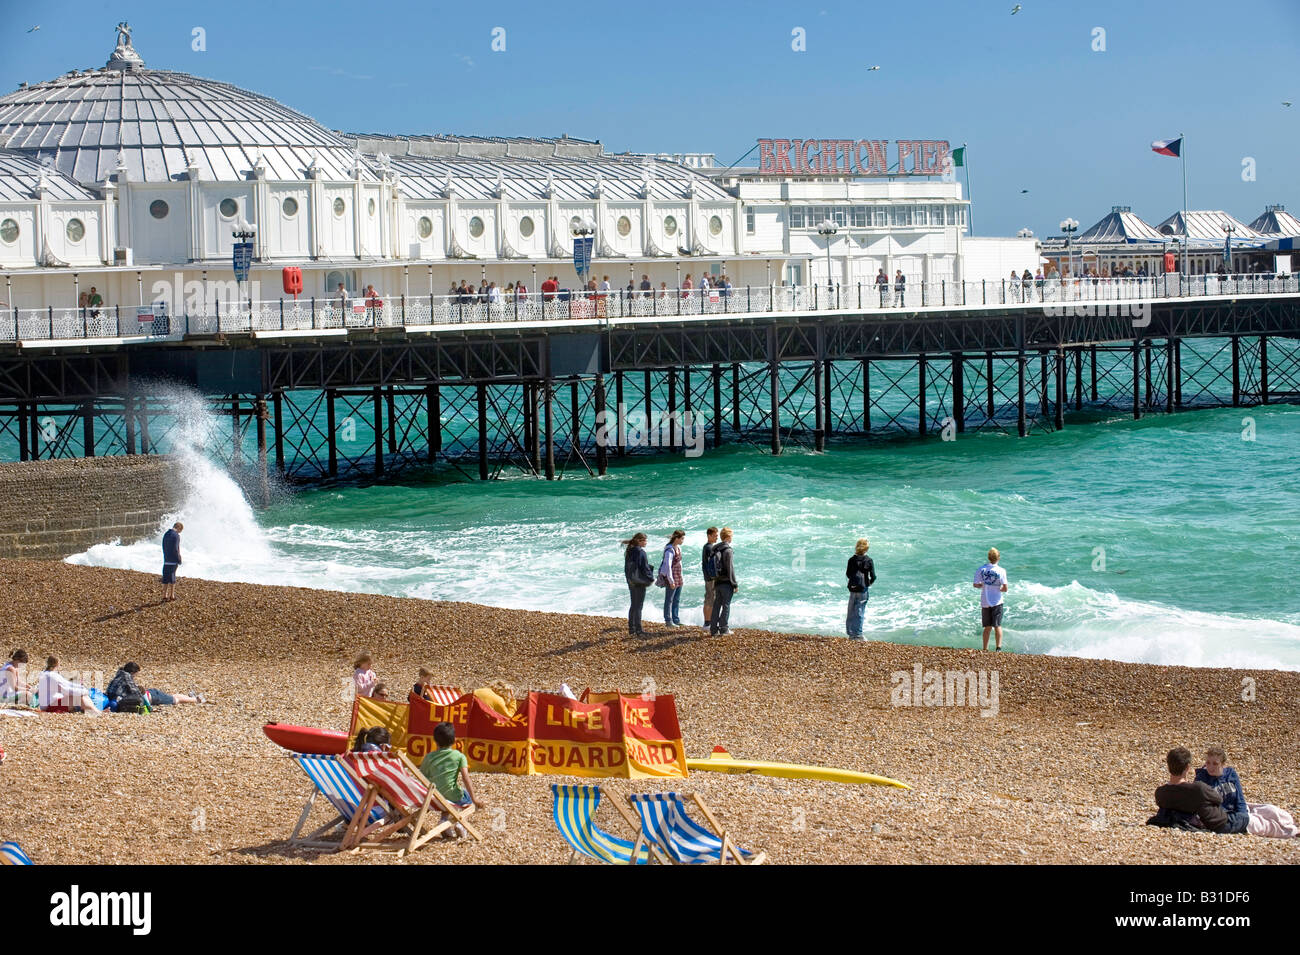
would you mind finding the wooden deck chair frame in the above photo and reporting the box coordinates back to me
[287,755,387,851]
[341,752,482,857]
[556,785,645,866]
[626,792,766,866]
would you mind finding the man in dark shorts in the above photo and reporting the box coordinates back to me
[973,546,1008,650]
[161,522,183,602]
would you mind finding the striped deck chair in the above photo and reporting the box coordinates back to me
[628,793,766,865]
[551,784,649,865]
[0,842,33,865]
[342,752,481,856]
[288,754,387,850]
[427,685,462,705]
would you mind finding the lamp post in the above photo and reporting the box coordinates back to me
[232,220,257,322]
[572,217,594,287]
[1059,217,1079,282]
[817,220,838,302]
[1222,222,1236,276]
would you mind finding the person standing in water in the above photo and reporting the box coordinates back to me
[161,522,183,603]
[973,547,1008,651]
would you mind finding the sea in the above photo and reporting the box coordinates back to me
[65,386,1300,672]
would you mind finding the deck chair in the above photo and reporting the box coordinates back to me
[628,792,766,865]
[341,752,481,856]
[288,754,387,850]
[550,784,649,865]
[0,842,33,865]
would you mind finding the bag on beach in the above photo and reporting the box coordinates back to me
[115,693,148,714]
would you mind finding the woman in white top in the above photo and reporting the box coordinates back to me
[0,649,35,706]
[37,656,101,712]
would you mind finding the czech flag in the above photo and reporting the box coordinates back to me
[1151,137,1182,158]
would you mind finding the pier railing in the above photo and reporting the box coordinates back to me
[4,273,1298,343]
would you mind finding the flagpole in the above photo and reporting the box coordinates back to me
[1180,131,1188,280]
[963,143,974,235]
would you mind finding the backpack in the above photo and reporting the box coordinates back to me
[703,545,720,580]
[115,693,149,714]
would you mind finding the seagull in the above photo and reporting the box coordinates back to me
[1284,101,1293,107]
[867,65,880,71]
[27,25,40,32]
[1020,189,1029,194]
[1011,4,1021,13]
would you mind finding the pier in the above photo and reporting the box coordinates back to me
[2,278,1298,496]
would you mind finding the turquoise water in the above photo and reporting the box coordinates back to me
[73,395,1300,671]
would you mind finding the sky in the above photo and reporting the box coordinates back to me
[1,0,1298,238]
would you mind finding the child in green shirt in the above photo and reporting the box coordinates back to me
[418,722,481,836]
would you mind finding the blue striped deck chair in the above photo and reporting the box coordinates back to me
[288,754,387,850]
[551,784,649,865]
[0,842,33,865]
[628,792,766,865]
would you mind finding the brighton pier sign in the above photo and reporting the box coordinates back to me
[756,138,950,176]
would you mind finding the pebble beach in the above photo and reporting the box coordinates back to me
[1,557,1296,865]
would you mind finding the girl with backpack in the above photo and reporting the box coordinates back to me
[622,533,654,637]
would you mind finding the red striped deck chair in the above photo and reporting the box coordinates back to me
[409,685,463,706]
[341,752,481,856]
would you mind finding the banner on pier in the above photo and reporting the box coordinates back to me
[350,689,687,779]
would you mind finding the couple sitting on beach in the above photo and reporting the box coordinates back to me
[352,720,483,838]
[1148,745,1298,838]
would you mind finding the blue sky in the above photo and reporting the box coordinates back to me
[2,0,1297,237]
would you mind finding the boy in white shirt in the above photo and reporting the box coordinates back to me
[973,547,1009,651]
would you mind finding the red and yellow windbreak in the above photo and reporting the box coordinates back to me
[350,691,687,779]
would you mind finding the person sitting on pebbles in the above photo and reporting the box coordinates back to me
[37,656,101,713]
[107,662,204,708]
[351,726,392,753]
[1195,744,1299,838]
[0,649,35,706]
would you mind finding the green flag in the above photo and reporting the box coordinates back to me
[951,146,965,167]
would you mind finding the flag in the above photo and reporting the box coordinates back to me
[1224,232,1232,269]
[1151,137,1182,158]
[951,146,965,167]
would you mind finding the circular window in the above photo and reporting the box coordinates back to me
[149,199,169,220]
[368,198,376,217]
[468,216,485,238]
[709,214,723,236]
[518,216,535,238]
[663,215,678,237]
[417,216,433,239]
[0,218,19,244]
[617,215,632,237]
[282,197,299,217]
[66,218,85,242]
[333,197,346,217]
[219,198,238,218]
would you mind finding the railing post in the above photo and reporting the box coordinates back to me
[1001,279,1006,304]
[676,287,681,316]
[982,280,986,305]
[769,283,774,313]
[83,307,88,338]
[430,293,435,324]
[400,294,406,326]
[921,281,926,308]
[942,280,946,307]
[747,284,752,312]
[813,283,818,310]
[48,306,53,339]
[280,299,285,330]
[310,296,316,328]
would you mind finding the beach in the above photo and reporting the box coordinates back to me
[1,557,1296,865]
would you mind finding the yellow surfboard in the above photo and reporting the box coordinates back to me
[686,746,910,790]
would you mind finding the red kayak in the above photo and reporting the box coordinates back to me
[263,723,348,755]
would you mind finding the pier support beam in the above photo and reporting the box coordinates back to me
[386,386,397,455]
[372,387,384,476]
[1090,345,1098,401]
[823,359,833,439]
[1165,339,1175,414]
[255,398,269,506]
[952,352,965,434]
[427,384,441,459]
[327,389,338,477]
[768,327,781,455]
[82,401,94,457]
[644,370,653,430]
[1143,339,1153,410]
[1260,335,1269,404]
[528,383,540,473]
[615,371,626,456]
[1054,349,1065,430]
[594,374,608,476]
[125,395,136,455]
[231,397,242,468]
[273,391,284,472]
[667,368,677,450]
[17,405,29,462]
[570,381,581,463]
[814,359,825,451]
[712,363,723,449]
[543,380,555,481]
[139,399,151,455]
[1073,348,1083,410]
[1173,338,1182,408]
[862,358,871,432]
[1231,337,1241,407]
[1039,350,1049,424]
[477,383,489,481]
[1016,352,1027,437]
[731,363,741,434]
[1132,341,1142,420]
[917,355,927,437]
